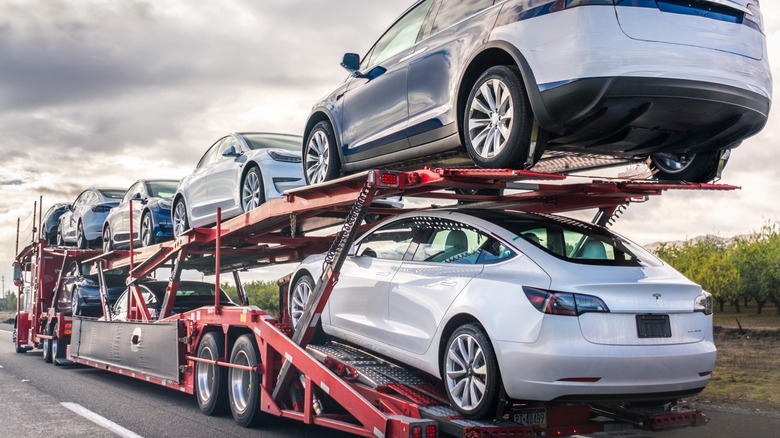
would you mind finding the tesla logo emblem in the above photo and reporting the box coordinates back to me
[653,293,662,302]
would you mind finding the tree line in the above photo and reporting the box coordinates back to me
[654,223,780,315]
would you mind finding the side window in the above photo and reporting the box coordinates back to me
[431,0,494,34]
[196,139,226,169]
[123,183,141,203]
[78,191,95,206]
[412,219,505,265]
[356,219,419,261]
[364,0,434,68]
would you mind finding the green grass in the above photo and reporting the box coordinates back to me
[713,302,780,329]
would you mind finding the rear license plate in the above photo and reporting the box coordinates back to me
[637,314,672,338]
[513,407,546,428]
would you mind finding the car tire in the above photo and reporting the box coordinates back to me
[304,120,341,185]
[650,150,723,183]
[173,198,189,238]
[228,334,264,427]
[241,166,265,213]
[443,323,501,419]
[196,332,229,416]
[141,212,155,247]
[56,226,65,246]
[71,288,82,317]
[289,275,326,343]
[103,226,113,252]
[76,222,88,249]
[463,66,545,169]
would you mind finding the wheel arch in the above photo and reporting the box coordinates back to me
[303,110,345,167]
[437,313,502,379]
[239,161,262,204]
[457,42,557,138]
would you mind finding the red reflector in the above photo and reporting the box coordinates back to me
[379,172,399,187]
[65,330,72,335]
[411,425,422,438]
[65,323,72,329]
[425,424,437,437]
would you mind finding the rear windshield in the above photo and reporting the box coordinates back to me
[242,133,301,152]
[146,180,179,199]
[98,189,125,199]
[466,210,662,267]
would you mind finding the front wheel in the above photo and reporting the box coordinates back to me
[71,289,82,317]
[464,66,545,169]
[304,121,340,185]
[195,332,228,415]
[103,226,113,252]
[650,150,724,183]
[443,324,501,419]
[56,226,65,246]
[289,275,314,329]
[241,167,265,212]
[140,212,155,247]
[76,223,88,249]
[172,199,189,238]
[228,334,264,427]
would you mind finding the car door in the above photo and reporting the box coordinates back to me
[339,0,436,164]
[326,218,420,345]
[114,182,140,245]
[407,0,498,146]
[64,191,92,241]
[387,218,487,354]
[129,182,148,244]
[207,135,245,219]
[187,138,225,223]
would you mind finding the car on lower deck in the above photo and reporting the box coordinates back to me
[289,209,715,419]
[172,132,305,237]
[303,0,771,184]
[108,280,236,321]
[55,261,127,318]
[103,179,179,251]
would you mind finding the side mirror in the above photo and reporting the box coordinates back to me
[340,53,361,73]
[131,192,142,201]
[13,262,23,286]
[67,204,74,211]
[222,145,243,158]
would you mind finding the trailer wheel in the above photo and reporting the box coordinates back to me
[42,324,54,363]
[51,322,67,365]
[195,332,229,415]
[443,324,501,419]
[228,334,263,427]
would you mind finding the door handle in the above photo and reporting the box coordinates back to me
[377,272,392,277]
[441,281,458,287]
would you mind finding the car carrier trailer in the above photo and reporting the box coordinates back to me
[13,167,731,437]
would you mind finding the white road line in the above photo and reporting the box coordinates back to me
[0,329,12,334]
[61,402,145,438]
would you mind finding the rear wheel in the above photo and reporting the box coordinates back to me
[289,275,314,329]
[443,324,501,419]
[304,121,341,185]
[241,167,265,212]
[650,150,723,183]
[464,66,545,169]
[103,226,113,252]
[76,222,88,249]
[56,226,65,246]
[229,334,264,427]
[196,332,228,415]
[173,199,189,238]
[141,212,155,247]
[71,288,82,317]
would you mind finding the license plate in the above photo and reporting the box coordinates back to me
[513,407,546,428]
[637,314,672,338]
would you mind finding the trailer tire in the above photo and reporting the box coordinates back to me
[195,332,229,416]
[51,321,67,365]
[42,324,54,363]
[228,334,263,427]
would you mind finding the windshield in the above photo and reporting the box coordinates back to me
[98,189,125,199]
[146,180,179,199]
[241,133,301,152]
[466,210,662,267]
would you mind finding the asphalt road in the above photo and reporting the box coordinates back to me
[2,322,779,438]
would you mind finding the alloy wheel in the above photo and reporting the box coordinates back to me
[230,350,252,413]
[141,214,153,246]
[173,201,187,237]
[241,169,263,212]
[467,78,515,160]
[103,227,112,252]
[290,279,312,328]
[197,345,215,404]
[446,333,488,411]
[305,130,330,184]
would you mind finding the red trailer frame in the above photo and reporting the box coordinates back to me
[19,167,728,437]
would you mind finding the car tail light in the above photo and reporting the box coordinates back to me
[745,3,764,33]
[694,291,713,315]
[268,151,302,163]
[523,287,610,316]
[91,204,113,213]
[551,0,614,12]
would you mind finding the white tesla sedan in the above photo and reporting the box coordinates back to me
[289,209,715,419]
[172,133,305,236]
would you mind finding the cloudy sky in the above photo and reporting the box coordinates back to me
[1,0,779,291]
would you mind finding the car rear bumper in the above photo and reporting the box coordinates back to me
[494,336,716,403]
